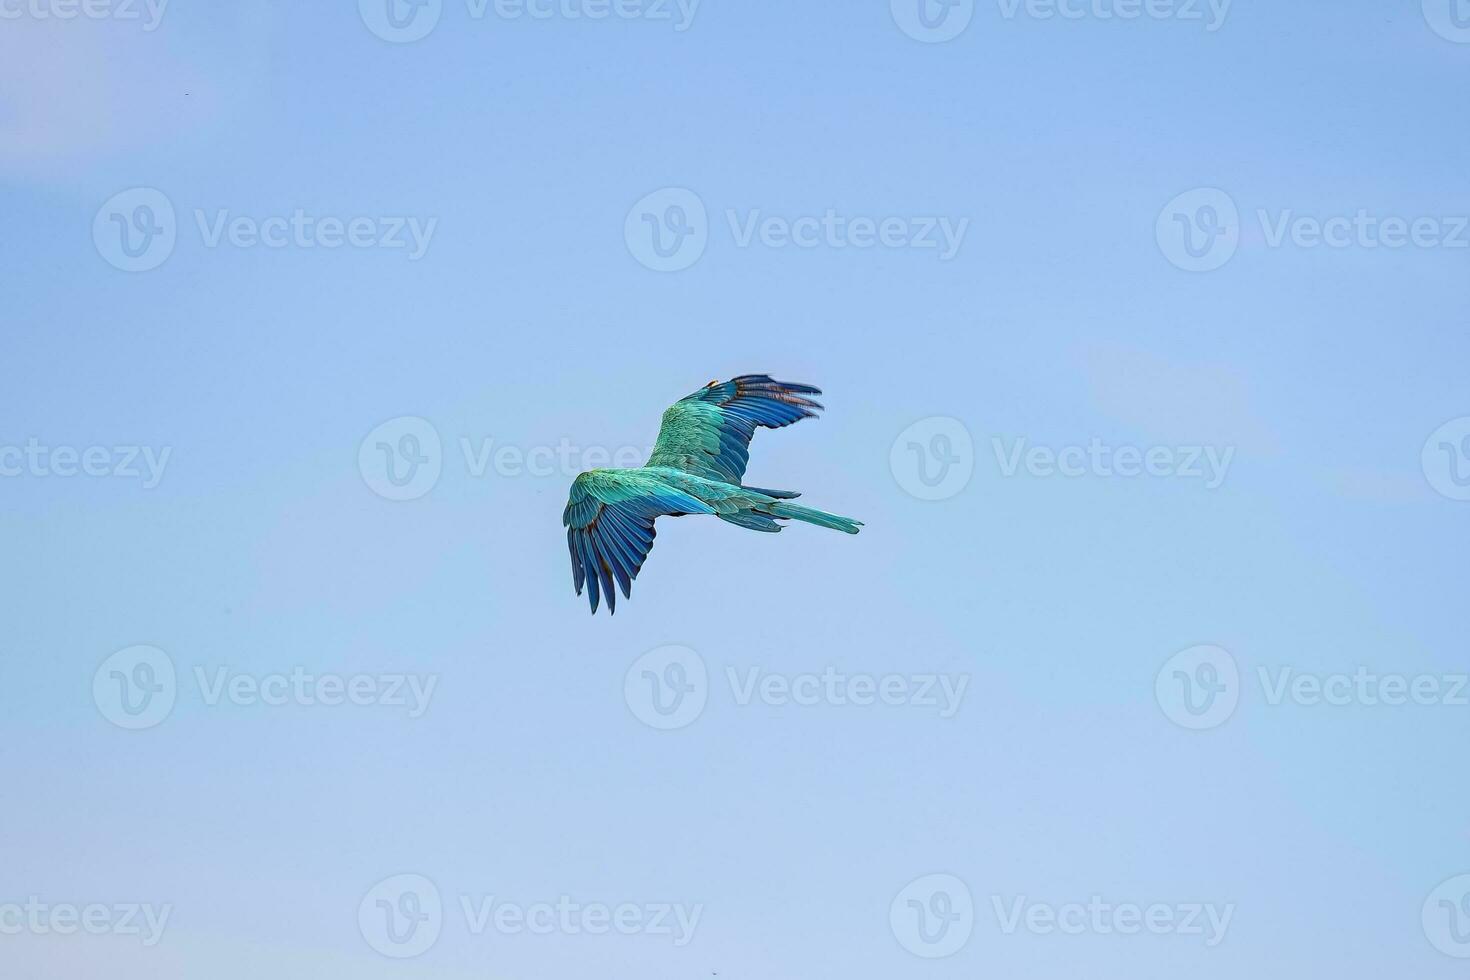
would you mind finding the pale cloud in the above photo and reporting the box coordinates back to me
[0,7,272,176]
[1082,344,1280,453]
[1325,465,1432,504]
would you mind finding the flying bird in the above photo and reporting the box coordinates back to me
[563,375,863,614]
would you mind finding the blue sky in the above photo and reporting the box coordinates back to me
[3,1,1470,977]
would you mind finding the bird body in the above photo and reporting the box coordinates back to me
[563,375,862,614]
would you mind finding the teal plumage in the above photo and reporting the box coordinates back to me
[562,375,863,614]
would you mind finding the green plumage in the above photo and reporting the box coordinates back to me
[563,375,863,614]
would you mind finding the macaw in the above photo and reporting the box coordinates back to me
[563,375,863,614]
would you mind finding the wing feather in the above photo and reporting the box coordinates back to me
[561,470,714,614]
[646,375,823,484]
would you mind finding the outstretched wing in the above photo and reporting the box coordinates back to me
[562,470,714,615]
[645,375,823,485]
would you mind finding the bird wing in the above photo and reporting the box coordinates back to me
[562,469,714,614]
[645,375,823,485]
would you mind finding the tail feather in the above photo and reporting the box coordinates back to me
[741,485,801,499]
[762,501,863,534]
[719,512,783,532]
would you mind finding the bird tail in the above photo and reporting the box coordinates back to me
[741,485,801,499]
[762,501,863,534]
